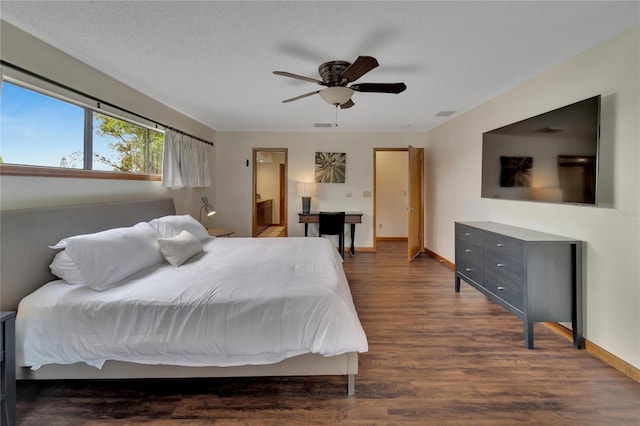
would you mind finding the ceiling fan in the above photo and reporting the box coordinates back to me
[273,56,406,109]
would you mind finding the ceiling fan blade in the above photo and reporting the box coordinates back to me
[282,90,320,103]
[350,82,407,94]
[340,56,379,83]
[273,71,325,85]
[340,99,355,109]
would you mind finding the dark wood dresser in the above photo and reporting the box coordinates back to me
[256,199,273,235]
[454,222,583,349]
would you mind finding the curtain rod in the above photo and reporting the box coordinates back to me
[1,60,214,147]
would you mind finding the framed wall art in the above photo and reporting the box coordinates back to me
[315,152,346,183]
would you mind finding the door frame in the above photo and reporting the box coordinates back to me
[373,147,409,252]
[407,145,424,260]
[373,147,423,257]
[252,148,288,237]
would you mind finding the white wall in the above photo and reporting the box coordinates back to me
[0,22,217,225]
[376,151,408,238]
[215,132,426,247]
[425,27,639,368]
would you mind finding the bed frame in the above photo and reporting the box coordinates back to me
[0,198,358,395]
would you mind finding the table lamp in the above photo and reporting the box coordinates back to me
[296,182,317,214]
[199,196,216,223]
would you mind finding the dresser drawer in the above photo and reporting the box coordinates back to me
[455,240,483,285]
[484,232,523,259]
[483,276,524,312]
[456,239,483,266]
[456,223,483,246]
[484,249,524,311]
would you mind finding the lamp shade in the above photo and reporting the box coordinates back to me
[296,182,317,197]
[200,196,216,221]
[319,87,353,106]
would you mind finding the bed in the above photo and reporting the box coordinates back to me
[0,198,367,395]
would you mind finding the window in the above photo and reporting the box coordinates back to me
[0,81,84,168]
[0,80,163,179]
[92,113,163,174]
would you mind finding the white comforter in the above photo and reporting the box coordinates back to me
[16,237,368,369]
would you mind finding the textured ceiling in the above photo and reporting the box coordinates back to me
[1,1,638,132]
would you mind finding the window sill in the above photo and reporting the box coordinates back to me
[0,164,162,181]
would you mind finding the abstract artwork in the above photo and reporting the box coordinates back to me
[315,152,346,183]
[500,156,533,187]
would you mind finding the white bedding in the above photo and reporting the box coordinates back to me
[16,237,368,370]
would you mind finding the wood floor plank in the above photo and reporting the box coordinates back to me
[16,241,640,424]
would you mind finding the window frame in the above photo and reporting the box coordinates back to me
[0,72,163,181]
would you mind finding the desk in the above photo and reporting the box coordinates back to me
[298,212,363,255]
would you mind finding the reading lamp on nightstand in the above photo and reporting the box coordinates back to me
[199,196,216,223]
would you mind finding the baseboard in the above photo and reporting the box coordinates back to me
[422,247,455,270]
[543,323,640,383]
[376,237,408,242]
[355,246,376,252]
[424,247,640,384]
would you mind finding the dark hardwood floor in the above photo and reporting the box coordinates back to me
[16,241,640,425]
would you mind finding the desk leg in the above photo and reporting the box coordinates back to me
[350,224,356,255]
[304,223,309,237]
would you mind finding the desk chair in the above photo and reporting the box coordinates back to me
[319,211,346,258]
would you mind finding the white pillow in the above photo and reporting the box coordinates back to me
[49,251,86,285]
[148,214,210,242]
[63,222,163,291]
[157,230,204,267]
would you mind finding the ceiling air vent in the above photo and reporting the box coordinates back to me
[314,122,335,128]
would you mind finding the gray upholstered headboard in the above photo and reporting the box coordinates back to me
[0,198,176,311]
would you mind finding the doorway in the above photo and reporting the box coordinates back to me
[373,146,424,260]
[252,148,288,237]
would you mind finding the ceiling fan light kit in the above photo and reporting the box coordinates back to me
[274,55,406,110]
[319,87,354,106]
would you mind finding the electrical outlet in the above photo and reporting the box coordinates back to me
[379,224,383,229]
[346,192,352,198]
[363,191,372,198]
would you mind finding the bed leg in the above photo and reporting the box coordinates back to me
[347,374,355,396]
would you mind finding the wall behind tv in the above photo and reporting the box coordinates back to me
[424,26,639,369]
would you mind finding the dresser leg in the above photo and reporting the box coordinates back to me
[524,318,534,349]
[572,242,584,349]
[454,276,460,292]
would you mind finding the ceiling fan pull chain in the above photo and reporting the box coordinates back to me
[335,105,339,127]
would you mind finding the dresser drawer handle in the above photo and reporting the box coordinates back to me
[465,249,472,253]
[497,286,505,291]
[496,263,504,267]
[465,268,472,272]
[465,233,471,236]
[496,243,504,247]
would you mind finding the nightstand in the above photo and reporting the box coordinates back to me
[1,312,16,426]
[208,228,235,237]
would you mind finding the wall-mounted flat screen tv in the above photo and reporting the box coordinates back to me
[481,95,601,205]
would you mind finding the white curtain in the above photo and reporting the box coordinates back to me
[162,130,212,189]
